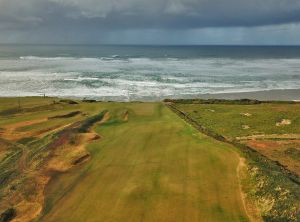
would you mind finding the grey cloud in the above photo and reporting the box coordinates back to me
[1,0,300,44]
[1,0,300,30]
[48,0,300,28]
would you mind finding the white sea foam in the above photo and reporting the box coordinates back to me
[1,56,300,100]
[19,56,79,60]
[64,77,100,81]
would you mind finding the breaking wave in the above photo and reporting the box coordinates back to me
[0,55,299,101]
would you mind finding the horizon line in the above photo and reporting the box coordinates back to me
[1,43,300,47]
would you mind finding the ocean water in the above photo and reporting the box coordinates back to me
[0,45,300,101]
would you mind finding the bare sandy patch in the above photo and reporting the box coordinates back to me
[237,133,300,140]
[0,118,47,140]
[241,113,252,117]
[123,110,129,121]
[1,118,102,222]
[4,131,100,222]
[0,117,74,142]
[276,119,291,126]
[99,111,110,124]
[11,175,50,222]
[242,125,250,130]
[47,132,98,172]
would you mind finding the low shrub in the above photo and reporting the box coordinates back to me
[59,99,78,105]
[164,98,296,105]
[0,208,16,222]
[78,110,107,133]
[82,99,97,103]
[48,111,81,119]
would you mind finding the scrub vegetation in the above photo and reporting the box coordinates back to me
[167,99,300,222]
[1,97,299,222]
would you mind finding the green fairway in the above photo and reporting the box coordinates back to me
[38,102,250,222]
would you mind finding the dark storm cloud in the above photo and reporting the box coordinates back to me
[1,0,300,44]
[1,0,300,30]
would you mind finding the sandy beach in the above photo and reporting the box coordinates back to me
[196,89,300,101]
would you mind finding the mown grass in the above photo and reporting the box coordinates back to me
[39,103,250,222]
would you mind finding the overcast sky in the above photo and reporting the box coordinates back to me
[0,0,300,45]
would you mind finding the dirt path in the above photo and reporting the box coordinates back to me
[237,134,300,140]
[236,156,263,222]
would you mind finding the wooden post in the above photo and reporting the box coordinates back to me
[18,98,21,110]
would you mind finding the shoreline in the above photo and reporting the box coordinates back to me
[0,89,299,102]
[188,89,300,101]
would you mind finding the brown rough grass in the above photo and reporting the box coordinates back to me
[0,118,47,141]
[0,118,101,222]
[47,132,98,172]
[246,140,300,176]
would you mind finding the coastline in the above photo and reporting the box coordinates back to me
[195,89,300,101]
[0,89,299,102]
